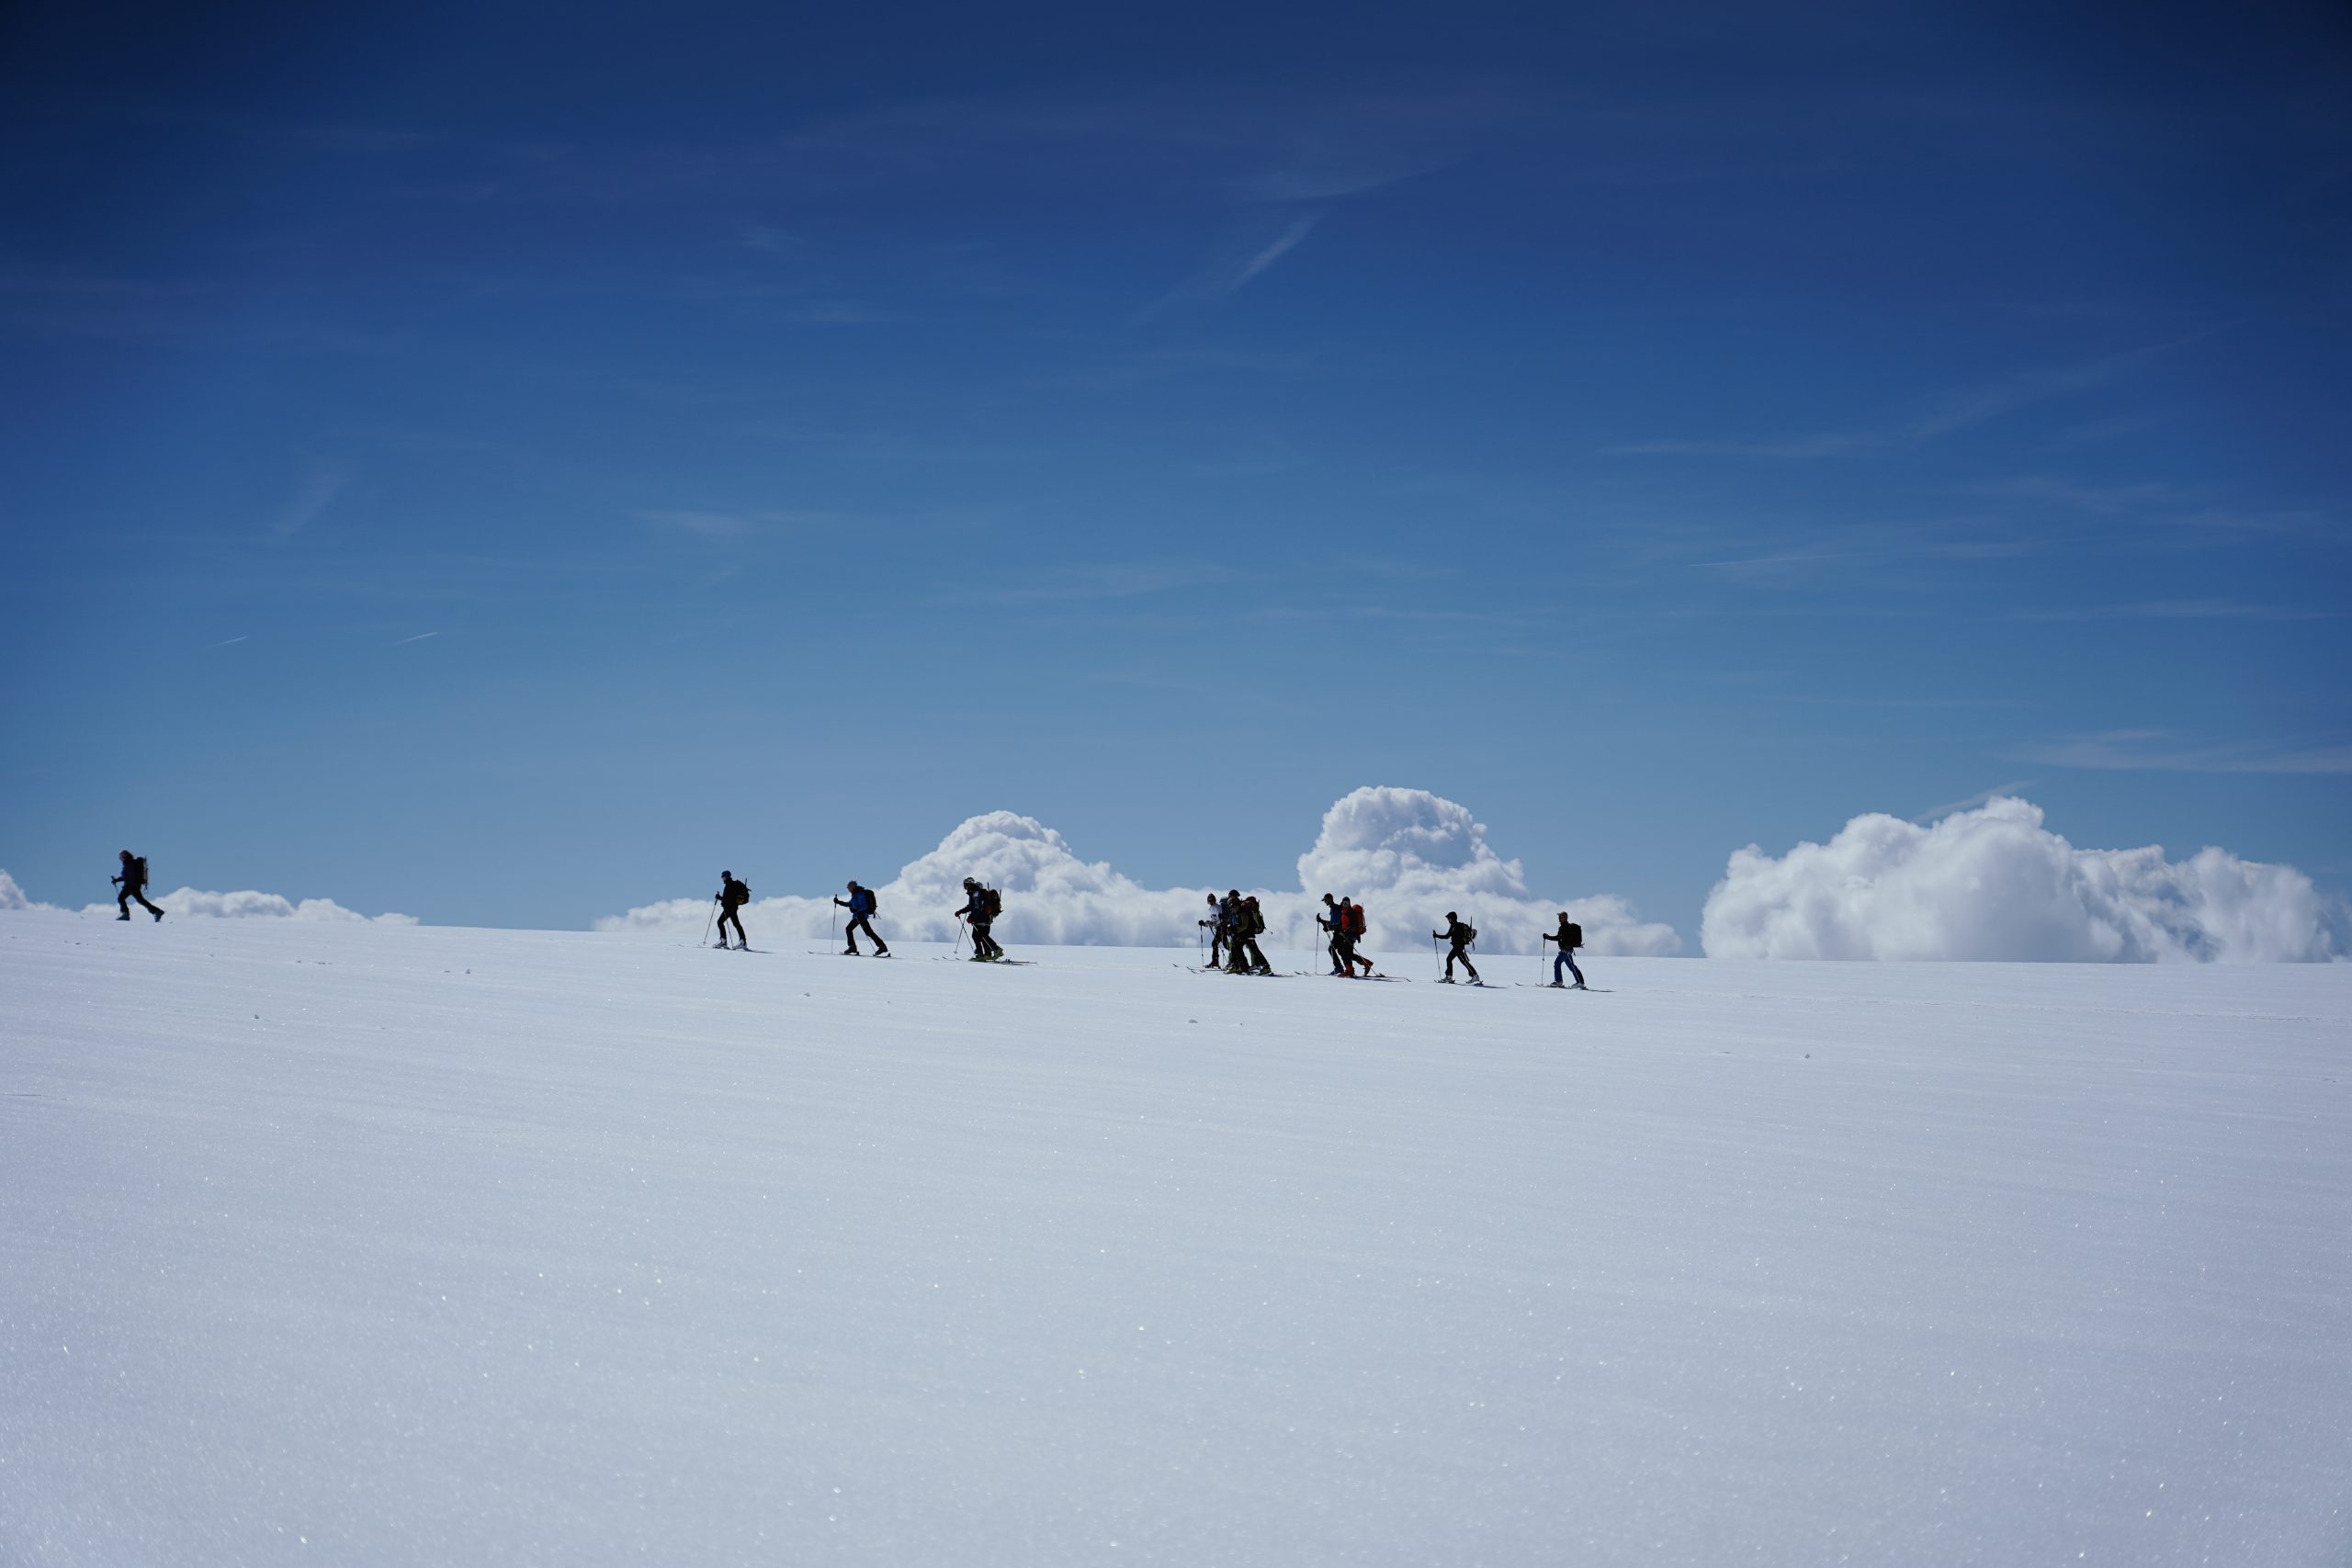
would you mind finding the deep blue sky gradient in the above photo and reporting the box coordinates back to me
[4,0,2348,932]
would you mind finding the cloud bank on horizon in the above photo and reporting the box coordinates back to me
[597,786,1684,957]
[0,869,416,926]
[1701,796,2342,963]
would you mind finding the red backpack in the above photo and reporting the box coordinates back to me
[1342,903,1366,938]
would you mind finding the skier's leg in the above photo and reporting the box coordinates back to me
[117,890,131,919]
[1566,951,1585,987]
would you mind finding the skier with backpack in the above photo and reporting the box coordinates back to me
[1432,911,1480,984]
[714,870,752,950]
[833,880,889,956]
[1317,893,1347,975]
[1542,911,1586,989]
[1201,892,1229,968]
[1226,895,1272,976]
[956,877,1005,961]
[112,851,164,922]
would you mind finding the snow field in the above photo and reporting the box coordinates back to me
[3,915,2347,1566]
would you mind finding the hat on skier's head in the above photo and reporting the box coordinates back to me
[963,877,978,888]
[1227,888,1240,898]
[1446,910,1457,919]
[119,850,133,860]
[1244,895,1259,906]
[1321,892,1335,902]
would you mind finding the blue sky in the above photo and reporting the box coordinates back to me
[4,0,2347,934]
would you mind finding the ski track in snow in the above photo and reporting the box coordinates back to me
[3,915,2348,1566]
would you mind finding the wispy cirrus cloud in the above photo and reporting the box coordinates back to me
[960,562,1230,605]
[271,459,346,537]
[2024,730,2352,775]
[1605,345,2178,461]
[1138,213,1320,321]
[2006,599,2335,624]
[636,506,836,537]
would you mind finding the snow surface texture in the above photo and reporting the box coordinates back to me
[5,914,2348,1566]
[1702,796,2344,963]
[598,786,1681,955]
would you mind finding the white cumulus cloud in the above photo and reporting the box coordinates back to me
[0,870,65,912]
[1700,796,2342,963]
[596,788,1679,957]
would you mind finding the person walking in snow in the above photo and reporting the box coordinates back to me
[1201,892,1229,968]
[956,877,1004,961]
[112,850,164,922]
[834,880,889,956]
[1542,911,1586,989]
[1432,911,1480,984]
[1226,895,1272,976]
[715,870,751,950]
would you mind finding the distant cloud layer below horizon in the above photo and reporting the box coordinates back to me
[0,869,415,926]
[1701,797,2342,963]
[596,787,1684,958]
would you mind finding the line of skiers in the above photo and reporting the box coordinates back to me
[709,870,1008,961]
[727,872,1593,984]
[100,850,1584,986]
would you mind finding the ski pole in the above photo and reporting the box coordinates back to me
[954,915,967,957]
[702,896,718,948]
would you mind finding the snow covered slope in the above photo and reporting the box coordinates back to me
[5,916,2347,1566]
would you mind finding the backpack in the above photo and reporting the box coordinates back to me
[1342,904,1365,938]
[1562,921,1582,948]
[980,887,1002,919]
[132,855,149,887]
[736,879,751,902]
[864,888,879,915]
[1458,922,1477,944]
